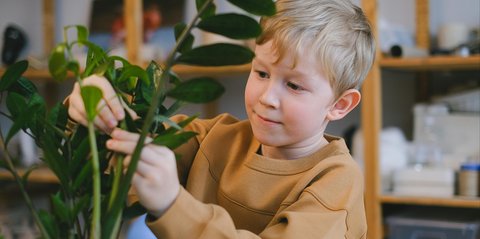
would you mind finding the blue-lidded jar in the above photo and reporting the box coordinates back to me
[458,162,480,197]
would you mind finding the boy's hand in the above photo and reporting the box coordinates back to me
[67,75,137,134]
[106,128,180,218]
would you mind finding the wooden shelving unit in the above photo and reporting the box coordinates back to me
[0,64,251,81]
[0,168,57,184]
[380,194,480,208]
[380,55,480,70]
[361,0,480,238]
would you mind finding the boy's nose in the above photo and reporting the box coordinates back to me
[259,82,280,108]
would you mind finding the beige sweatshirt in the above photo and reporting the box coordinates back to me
[140,113,367,238]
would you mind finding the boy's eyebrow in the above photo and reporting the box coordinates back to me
[253,57,310,79]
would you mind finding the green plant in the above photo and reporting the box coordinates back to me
[0,0,275,238]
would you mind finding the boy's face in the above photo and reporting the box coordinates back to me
[245,41,336,150]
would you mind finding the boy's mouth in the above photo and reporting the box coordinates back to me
[256,113,281,124]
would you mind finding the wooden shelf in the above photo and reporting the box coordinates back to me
[380,55,480,71]
[380,194,480,208]
[0,67,53,80]
[172,64,251,77]
[0,167,57,183]
[0,64,251,81]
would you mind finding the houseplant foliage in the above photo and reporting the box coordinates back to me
[0,0,275,238]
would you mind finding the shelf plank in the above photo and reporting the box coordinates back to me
[380,55,480,70]
[0,167,58,183]
[172,64,251,77]
[380,194,480,208]
[0,64,252,81]
[0,68,53,79]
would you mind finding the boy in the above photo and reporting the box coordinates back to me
[67,0,375,237]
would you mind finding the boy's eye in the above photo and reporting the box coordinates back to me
[287,82,303,91]
[256,71,269,79]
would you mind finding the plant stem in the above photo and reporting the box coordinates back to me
[0,129,51,239]
[87,122,101,239]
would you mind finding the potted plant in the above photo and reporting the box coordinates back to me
[0,0,275,238]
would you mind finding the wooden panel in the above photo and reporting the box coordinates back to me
[416,0,430,49]
[381,194,480,208]
[380,55,480,70]
[42,0,55,56]
[0,168,57,184]
[172,64,251,77]
[361,0,383,238]
[124,0,143,65]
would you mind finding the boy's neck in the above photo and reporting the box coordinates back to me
[260,137,329,160]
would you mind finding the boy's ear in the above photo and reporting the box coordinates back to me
[327,89,361,121]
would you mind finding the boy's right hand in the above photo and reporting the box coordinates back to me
[67,75,136,134]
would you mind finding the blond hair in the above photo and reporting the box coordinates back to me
[257,0,375,98]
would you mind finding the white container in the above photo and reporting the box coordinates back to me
[458,163,480,197]
[438,23,470,50]
[393,167,455,197]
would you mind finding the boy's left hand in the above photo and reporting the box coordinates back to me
[106,128,180,218]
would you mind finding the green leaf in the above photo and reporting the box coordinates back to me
[197,13,262,39]
[70,136,90,177]
[0,60,28,91]
[80,85,103,121]
[51,193,71,223]
[72,195,90,218]
[196,0,216,19]
[82,42,108,78]
[227,0,276,16]
[48,103,68,130]
[38,210,59,238]
[160,115,197,136]
[6,93,45,145]
[48,43,69,82]
[6,92,26,118]
[167,77,225,103]
[153,115,182,130]
[92,60,111,76]
[165,100,185,117]
[152,131,197,149]
[143,61,165,103]
[9,76,37,98]
[65,25,89,43]
[109,56,131,67]
[72,160,92,192]
[168,71,182,86]
[176,43,255,66]
[174,23,195,54]
[117,65,149,86]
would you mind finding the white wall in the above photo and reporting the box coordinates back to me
[0,0,92,62]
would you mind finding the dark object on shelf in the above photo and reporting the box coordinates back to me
[1,25,27,65]
[390,45,428,58]
[387,212,480,239]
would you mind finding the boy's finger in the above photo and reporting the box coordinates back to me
[104,94,125,120]
[68,105,88,126]
[110,128,153,144]
[106,138,137,155]
[84,75,124,120]
[93,117,111,134]
[97,99,118,128]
